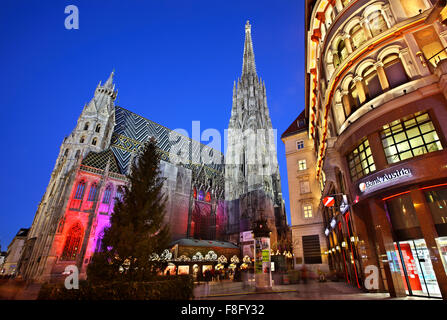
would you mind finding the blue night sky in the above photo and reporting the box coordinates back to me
[0,0,305,248]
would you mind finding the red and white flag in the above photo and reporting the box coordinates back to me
[323,196,335,207]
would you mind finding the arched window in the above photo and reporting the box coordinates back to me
[95,124,101,133]
[350,24,366,49]
[75,150,80,159]
[115,187,124,202]
[348,81,360,113]
[205,192,211,202]
[92,138,97,146]
[84,123,89,130]
[63,149,69,157]
[61,223,83,261]
[193,188,197,199]
[80,136,85,144]
[87,183,98,201]
[95,231,104,252]
[401,0,427,17]
[368,11,387,37]
[102,186,113,204]
[337,40,348,62]
[363,65,382,99]
[198,190,204,201]
[74,180,86,200]
[383,53,409,89]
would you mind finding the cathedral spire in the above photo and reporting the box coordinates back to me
[242,20,257,77]
[104,70,115,89]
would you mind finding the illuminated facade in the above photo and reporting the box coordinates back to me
[225,21,288,252]
[306,0,447,298]
[19,21,288,282]
[281,112,328,271]
[19,73,227,282]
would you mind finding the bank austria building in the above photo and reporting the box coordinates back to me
[305,0,447,298]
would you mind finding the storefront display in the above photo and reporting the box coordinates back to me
[436,237,447,275]
[395,239,442,297]
[178,265,189,275]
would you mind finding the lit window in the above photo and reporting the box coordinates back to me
[61,223,83,261]
[74,181,86,200]
[205,192,211,202]
[303,204,313,218]
[347,138,376,181]
[381,111,443,164]
[298,160,307,171]
[297,140,304,150]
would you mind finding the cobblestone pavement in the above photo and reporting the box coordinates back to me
[193,280,432,300]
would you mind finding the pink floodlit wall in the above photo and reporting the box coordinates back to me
[50,168,125,277]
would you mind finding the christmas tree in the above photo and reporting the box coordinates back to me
[87,138,170,283]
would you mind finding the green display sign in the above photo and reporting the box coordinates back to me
[262,250,270,262]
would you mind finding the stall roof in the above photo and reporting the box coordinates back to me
[170,239,239,249]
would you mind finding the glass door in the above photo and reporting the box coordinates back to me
[395,239,442,298]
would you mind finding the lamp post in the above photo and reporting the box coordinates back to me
[252,214,272,292]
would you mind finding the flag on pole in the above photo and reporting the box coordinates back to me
[323,196,335,207]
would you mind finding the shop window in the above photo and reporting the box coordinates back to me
[350,24,366,49]
[363,65,382,100]
[347,137,376,181]
[425,187,447,236]
[383,53,409,89]
[298,159,307,171]
[380,111,443,164]
[368,11,388,37]
[435,237,447,277]
[386,193,422,241]
[302,235,322,264]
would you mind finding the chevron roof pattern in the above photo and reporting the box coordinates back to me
[110,106,225,174]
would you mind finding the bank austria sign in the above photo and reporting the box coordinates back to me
[359,168,412,193]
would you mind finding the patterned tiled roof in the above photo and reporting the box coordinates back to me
[110,106,225,174]
[81,149,121,174]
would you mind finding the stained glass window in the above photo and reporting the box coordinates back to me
[102,186,112,204]
[61,223,83,261]
[74,181,86,200]
[205,192,211,202]
[87,183,97,201]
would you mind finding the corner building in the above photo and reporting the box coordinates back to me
[306,0,447,298]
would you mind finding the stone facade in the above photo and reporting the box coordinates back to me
[225,21,288,250]
[281,112,328,272]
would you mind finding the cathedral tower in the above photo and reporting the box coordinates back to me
[20,73,117,281]
[225,21,287,247]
